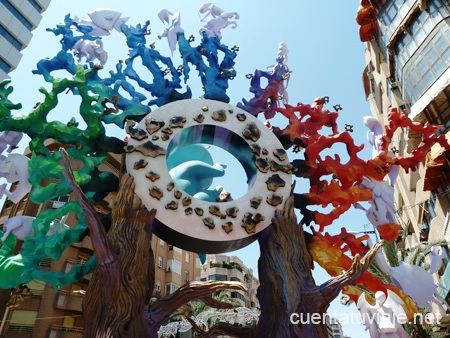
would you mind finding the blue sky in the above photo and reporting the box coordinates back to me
[8,1,374,336]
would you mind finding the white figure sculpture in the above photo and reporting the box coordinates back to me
[1,215,70,242]
[429,246,445,274]
[72,9,129,65]
[355,176,397,229]
[0,131,22,155]
[357,290,408,338]
[371,239,449,314]
[0,153,32,204]
[198,3,239,39]
[157,9,184,55]
[363,116,399,185]
[46,214,70,236]
[1,216,35,242]
[74,9,129,36]
[73,39,108,65]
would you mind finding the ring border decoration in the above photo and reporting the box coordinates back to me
[125,99,292,253]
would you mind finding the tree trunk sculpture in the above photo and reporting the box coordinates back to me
[256,190,383,337]
[61,149,246,337]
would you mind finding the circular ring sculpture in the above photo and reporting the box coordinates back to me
[125,99,292,253]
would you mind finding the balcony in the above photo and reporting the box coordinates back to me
[65,258,92,280]
[48,325,83,338]
[5,324,33,335]
[55,291,84,313]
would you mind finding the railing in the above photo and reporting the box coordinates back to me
[29,288,45,298]
[50,325,84,333]
[6,324,33,334]
[39,257,52,267]
[55,290,84,312]
[66,258,88,265]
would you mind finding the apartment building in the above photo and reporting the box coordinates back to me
[0,0,51,80]
[0,140,201,337]
[200,254,259,311]
[326,316,346,338]
[356,0,450,326]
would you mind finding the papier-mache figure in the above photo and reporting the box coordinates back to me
[371,239,449,315]
[72,9,129,65]
[357,290,408,338]
[356,176,396,229]
[0,131,22,155]
[73,9,129,36]
[198,3,239,39]
[157,9,184,55]
[363,116,399,184]
[1,215,69,254]
[166,144,227,202]
[0,153,32,204]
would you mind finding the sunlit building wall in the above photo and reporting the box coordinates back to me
[0,0,51,80]
[357,0,450,329]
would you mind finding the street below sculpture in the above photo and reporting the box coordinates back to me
[0,4,450,338]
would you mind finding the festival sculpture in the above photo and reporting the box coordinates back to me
[0,3,450,338]
[198,3,240,38]
[0,153,32,204]
[157,9,184,55]
[357,290,409,338]
[371,239,449,314]
[0,130,22,154]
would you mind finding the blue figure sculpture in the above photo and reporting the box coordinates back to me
[167,144,227,202]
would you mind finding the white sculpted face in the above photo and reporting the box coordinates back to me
[125,99,292,253]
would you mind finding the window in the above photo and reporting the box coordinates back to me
[0,24,23,50]
[393,4,450,103]
[0,0,33,30]
[157,256,163,269]
[51,195,69,208]
[7,310,37,334]
[28,280,45,298]
[159,239,165,247]
[379,0,416,48]
[0,57,11,73]
[208,274,227,281]
[230,277,241,282]
[184,271,189,282]
[27,0,42,12]
[185,252,190,263]
[230,292,244,300]
[166,259,182,274]
[165,283,179,295]
[155,280,161,292]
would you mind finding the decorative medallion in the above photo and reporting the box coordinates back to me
[125,99,291,253]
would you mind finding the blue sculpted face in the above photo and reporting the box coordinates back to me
[166,144,226,201]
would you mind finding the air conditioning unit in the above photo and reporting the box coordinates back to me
[389,80,401,90]
[166,267,171,272]
[366,71,374,80]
